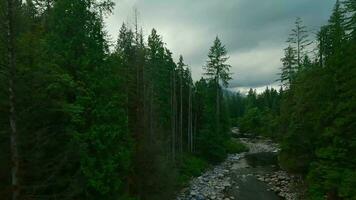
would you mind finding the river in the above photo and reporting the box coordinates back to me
[177,128,298,200]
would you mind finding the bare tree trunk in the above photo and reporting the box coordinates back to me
[133,8,139,44]
[6,0,20,199]
[319,45,323,68]
[134,16,140,141]
[179,70,183,153]
[193,112,197,153]
[187,83,191,152]
[188,84,193,152]
[171,71,176,160]
[216,80,220,134]
[297,28,300,67]
[143,59,146,135]
[295,22,304,68]
[191,92,193,152]
[149,87,153,144]
[9,72,19,200]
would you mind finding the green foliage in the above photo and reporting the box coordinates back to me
[194,77,231,164]
[235,87,281,138]
[203,37,232,87]
[280,45,297,86]
[238,107,263,135]
[230,2,356,199]
[278,2,356,199]
[307,163,356,200]
[189,37,233,165]
[224,140,249,154]
[178,154,209,185]
[225,91,246,126]
[197,128,228,163]
[4,0,355,199]
[0,1,233,199]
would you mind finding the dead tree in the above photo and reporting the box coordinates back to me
[6,0,20,199]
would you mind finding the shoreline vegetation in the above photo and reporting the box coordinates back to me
[230,1,356,199]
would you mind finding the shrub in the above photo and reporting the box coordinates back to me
[197,128,228,163]
[224,140,249,154]
[178,154,209,186]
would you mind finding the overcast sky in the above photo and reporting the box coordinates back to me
[104,0,335,93]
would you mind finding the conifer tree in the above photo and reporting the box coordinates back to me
[317,26,328,67]
[327,0,345,58]
[203,37,232,133]
[186,67,193,152]
[177,55,186,153]
[344,0,356,39]
[280,45,297,87]
[287,17,312,68]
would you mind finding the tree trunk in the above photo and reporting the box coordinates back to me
[171,70,176,160]
[216,78,220,134]
[179,70,183,153]
[319,33,324,68]
[187,83,192,152]
[6,0,20,199]
[149,87,153,143]
[297,25,301,67]
[193,112,197,152]
[143,53,147,139]
[188,84,193,152]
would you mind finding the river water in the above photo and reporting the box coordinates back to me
[177,128,285,200]
[226,151,282,200]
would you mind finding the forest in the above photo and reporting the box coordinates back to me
[0,0,355,200]
[232,1,356,199]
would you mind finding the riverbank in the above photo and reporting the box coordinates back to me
[177,129,302,200]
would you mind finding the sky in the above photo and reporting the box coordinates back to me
[104,0,335,93]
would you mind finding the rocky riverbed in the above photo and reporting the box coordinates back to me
[176,129,300,200]
[255,170,301,200]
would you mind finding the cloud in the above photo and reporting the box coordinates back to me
[105,0,335,91]
[228,42,284,88]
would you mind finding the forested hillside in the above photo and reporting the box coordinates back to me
[231,1,356,199]
[0,0,245,199]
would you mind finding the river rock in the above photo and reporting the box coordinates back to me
[177,134,301,200]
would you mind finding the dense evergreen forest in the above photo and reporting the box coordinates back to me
[230,1,356,199]
[0,0,355,200]
[0,0,242,199]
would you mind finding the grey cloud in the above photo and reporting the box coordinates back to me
[106,0,335,90]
